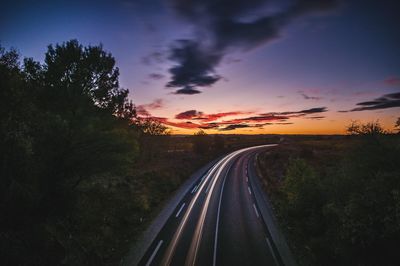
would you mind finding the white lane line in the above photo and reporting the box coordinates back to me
[205,179,212,193]
[248,186,252,195]
[213,162,232,266]
[266,237,279,266]
[246,176,248,183]
[175,203,186,218]
[253,203,259,218]
[191,184,198,194]
[145,240,163,266]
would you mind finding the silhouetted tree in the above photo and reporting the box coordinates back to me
[346,120,386,136]
[193,130,211,155]
[135,117,170,160]
[395,117,400,133]
[0,41,139,265]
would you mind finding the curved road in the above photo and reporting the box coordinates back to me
[137,145,287,266]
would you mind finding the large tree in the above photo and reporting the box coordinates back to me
[0,40,139,265]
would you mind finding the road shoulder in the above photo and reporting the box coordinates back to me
[249,152,297,266]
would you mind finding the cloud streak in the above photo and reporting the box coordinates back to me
[148,73,165,80]
[384,76,400,86]
[341,92,400,112]
[299,91,322,100]
[175,110,252,121]
[136,98,165,116]
[155,106,327,131]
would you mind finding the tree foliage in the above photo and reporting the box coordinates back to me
[134,117,170,161]
[276,133,400,265]
[395,117,400,133]
[346,120,386,136]
[192,130,211,155]
[0,40,139,265]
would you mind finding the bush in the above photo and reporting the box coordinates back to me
[276,136,400,265]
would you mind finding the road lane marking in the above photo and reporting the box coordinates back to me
[191,184,198,194]
[145,240,163,266]
[246,176,248,183]
[213,162,233,266]
[205,179,213,193]
[253,203,259,218]
[266,237,279,266]
[175,203,186,218]
[248,186,252,195]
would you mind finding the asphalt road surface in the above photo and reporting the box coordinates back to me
[138,145,284,266]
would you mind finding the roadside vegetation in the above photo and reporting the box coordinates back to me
[0,40,278,265]
[257,122,400,266]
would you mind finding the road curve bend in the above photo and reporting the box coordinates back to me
[134,144,296,266]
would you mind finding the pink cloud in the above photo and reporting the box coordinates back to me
[175,110,253,121]
[384,76,400,86]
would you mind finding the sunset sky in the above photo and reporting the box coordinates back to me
[2,0,399,134]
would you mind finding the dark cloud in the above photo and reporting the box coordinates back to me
[136,106,150,116]
[297,107,328,114]
[148,73,165,80]
[229,115,289,123]
[285,0,339,18]
[299,92,322,100]
[175,110,252,121]
[275,122,294,125]
[175,110,204,119]
[219,124,251,131]
[174,87,202,95]
[136,98,165,116]
[166,0,340,94]
[218,122,271,131]
[199,123,221,129]
[305,116,325,119]
[341,92,400,112]
[264,107,328,116]
[223,57,242,64]
[141,51,164,65]
[167,40,221,93]
[152,117,202,129]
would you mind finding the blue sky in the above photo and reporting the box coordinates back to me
[2,0,399,133]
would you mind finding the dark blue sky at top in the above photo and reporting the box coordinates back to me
[1,0,400,133]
